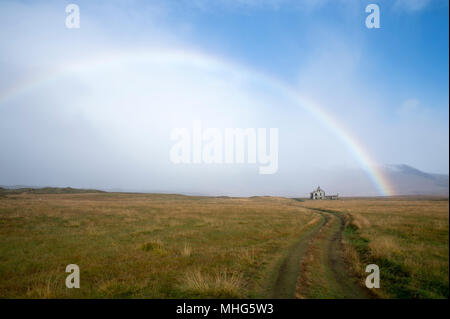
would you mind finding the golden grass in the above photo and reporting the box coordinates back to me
[0,193,316,298]
[302,197,449,298]
[2,193,447,298]
[180,270,243,298]
[296,215,331,299]
[180,243,192,257]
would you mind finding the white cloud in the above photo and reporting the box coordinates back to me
[393,0,431,12]
[398,98,420,115]
[183,0,336,11]
[0,0,447,195]
[184,0,436,13]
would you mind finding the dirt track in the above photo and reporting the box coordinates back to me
[270,213,326,298]
[270,203,372,299]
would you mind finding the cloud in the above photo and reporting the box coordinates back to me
[0,0,447,196]
[183,0,438,14]
[182,0,339,12]
[393,0,431,12]
[398,98,420,114]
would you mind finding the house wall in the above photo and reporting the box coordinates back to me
[311,190,325,200]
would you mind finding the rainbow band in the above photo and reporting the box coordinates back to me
[0,49,393,196]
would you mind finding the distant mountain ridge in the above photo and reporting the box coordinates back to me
[383,164,449,196]
[0,186,104,195]
[1,164,448,197]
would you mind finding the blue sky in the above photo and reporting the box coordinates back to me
[0,0,448,195]
[76,0,449,98]
[174,0,449,88]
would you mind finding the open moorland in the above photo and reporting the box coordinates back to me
[301,197,449,298]
[0,190,448,298]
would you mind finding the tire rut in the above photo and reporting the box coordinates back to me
[301,207,372,298]
[270,213,327,298]
[270,203,372,299]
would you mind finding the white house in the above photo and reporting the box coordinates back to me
[310,186,325,200]
[310,186,339,200]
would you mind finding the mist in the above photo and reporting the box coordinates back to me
[0,0,448,196]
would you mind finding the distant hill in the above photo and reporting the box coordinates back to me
[1,164,448,197]
[0,186,105,195]
[382,164,449,196]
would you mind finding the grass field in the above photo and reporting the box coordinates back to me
[0,191,448,299]
[302,197,449,298]
[0,192,317,298]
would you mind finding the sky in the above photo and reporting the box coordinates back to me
[0,0,448,196]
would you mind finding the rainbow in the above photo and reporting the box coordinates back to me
[0,49,394,196]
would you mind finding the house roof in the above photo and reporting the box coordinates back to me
[310,186,325,194]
